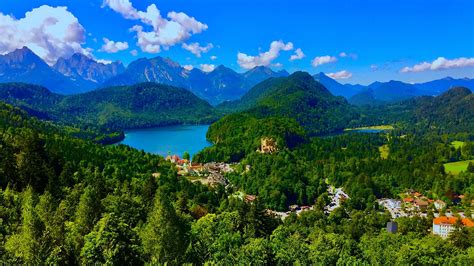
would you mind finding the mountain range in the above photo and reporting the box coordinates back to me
[312,72,474,105]
[0,47,472,106]
[0,47,288,105]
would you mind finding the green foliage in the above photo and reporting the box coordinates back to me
[194,113,307,162]
[141,192,187,264]
[217,71,357,135]
[0,82,473,264]
[0,82,218,130]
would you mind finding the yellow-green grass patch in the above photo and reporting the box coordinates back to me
[451,141,465,149]
[444,160,474,175]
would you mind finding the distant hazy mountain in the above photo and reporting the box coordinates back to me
[103,58,289,104]
[313,72,363,98]
[0,47,125,95]
[348,80,420,106]
[54,53,124,87]
[243,66,289,88]
[103,56,189,89]
[0,47,84,94]
[348,76,474,106]
[3,46,471,106]
[414,77,474,96]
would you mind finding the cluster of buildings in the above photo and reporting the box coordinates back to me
[378,191,449,219]
[325,186,349,214]
[165,155,234,186]
[377,190,474,238]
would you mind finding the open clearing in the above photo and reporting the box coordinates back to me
[444,160,474,175]
[450,141,465,149]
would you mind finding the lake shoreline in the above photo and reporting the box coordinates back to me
[118,124,212,159]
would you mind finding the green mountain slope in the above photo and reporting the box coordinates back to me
[0,82,218,130]
[195,72,357,162]
[219,71,357,135]
[357,87,473,133]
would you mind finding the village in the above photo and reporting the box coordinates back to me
[165,138,473,239]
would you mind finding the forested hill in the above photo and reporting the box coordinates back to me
[358,87,473,133]
[218,71,357,135]
[194,72,357,162]
[0,82,218,130]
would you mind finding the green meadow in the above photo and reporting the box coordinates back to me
[444,160,474,175]
[450,141,465,149]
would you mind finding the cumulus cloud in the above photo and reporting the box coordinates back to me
[183,64,194,71]
[237,40,293,69]
[311,55,337,67]
[102,0,139,19]
[400,57,474,73]
[130,49,138,56]
[200,64,215,72]
[103,0,208,53]
[182,42,213,57]
[210,55,217,60]
[101,38,129,53]
[0,5,88,64]
[289,48,305,61]
[327,70,352,80]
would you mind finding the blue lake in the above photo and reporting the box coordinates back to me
[119,125,211,158]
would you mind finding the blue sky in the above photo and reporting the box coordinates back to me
[1,0,473,84]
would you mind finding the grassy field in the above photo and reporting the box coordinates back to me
[451,141,465,149]
[379,145,389,159]
[444,160,474,175]
[345,125,394,131]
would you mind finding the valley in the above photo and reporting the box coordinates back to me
[0,0,473,263]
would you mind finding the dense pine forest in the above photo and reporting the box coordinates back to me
[0,76,473,264]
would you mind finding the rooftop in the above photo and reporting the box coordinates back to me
[433,216,474,227]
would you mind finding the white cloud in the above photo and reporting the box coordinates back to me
[311,55,337,67]
[130,49,138,56]
[183,64,194,71]
[97,59,112,65]
[0,5,89,64]
[210,55,217,60]
[339,52,357,59]
[182,42,213,57]
[102,0,139,19]
[101,38,129,53]
[272,63,283,68]
[289,48,305,61]
[401,57,474,73]
[103,0,208,53]
[327,70,352,80]
[237,40,293,69]
[200,64,215,72]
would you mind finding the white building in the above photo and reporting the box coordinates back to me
[432,216,474,238]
